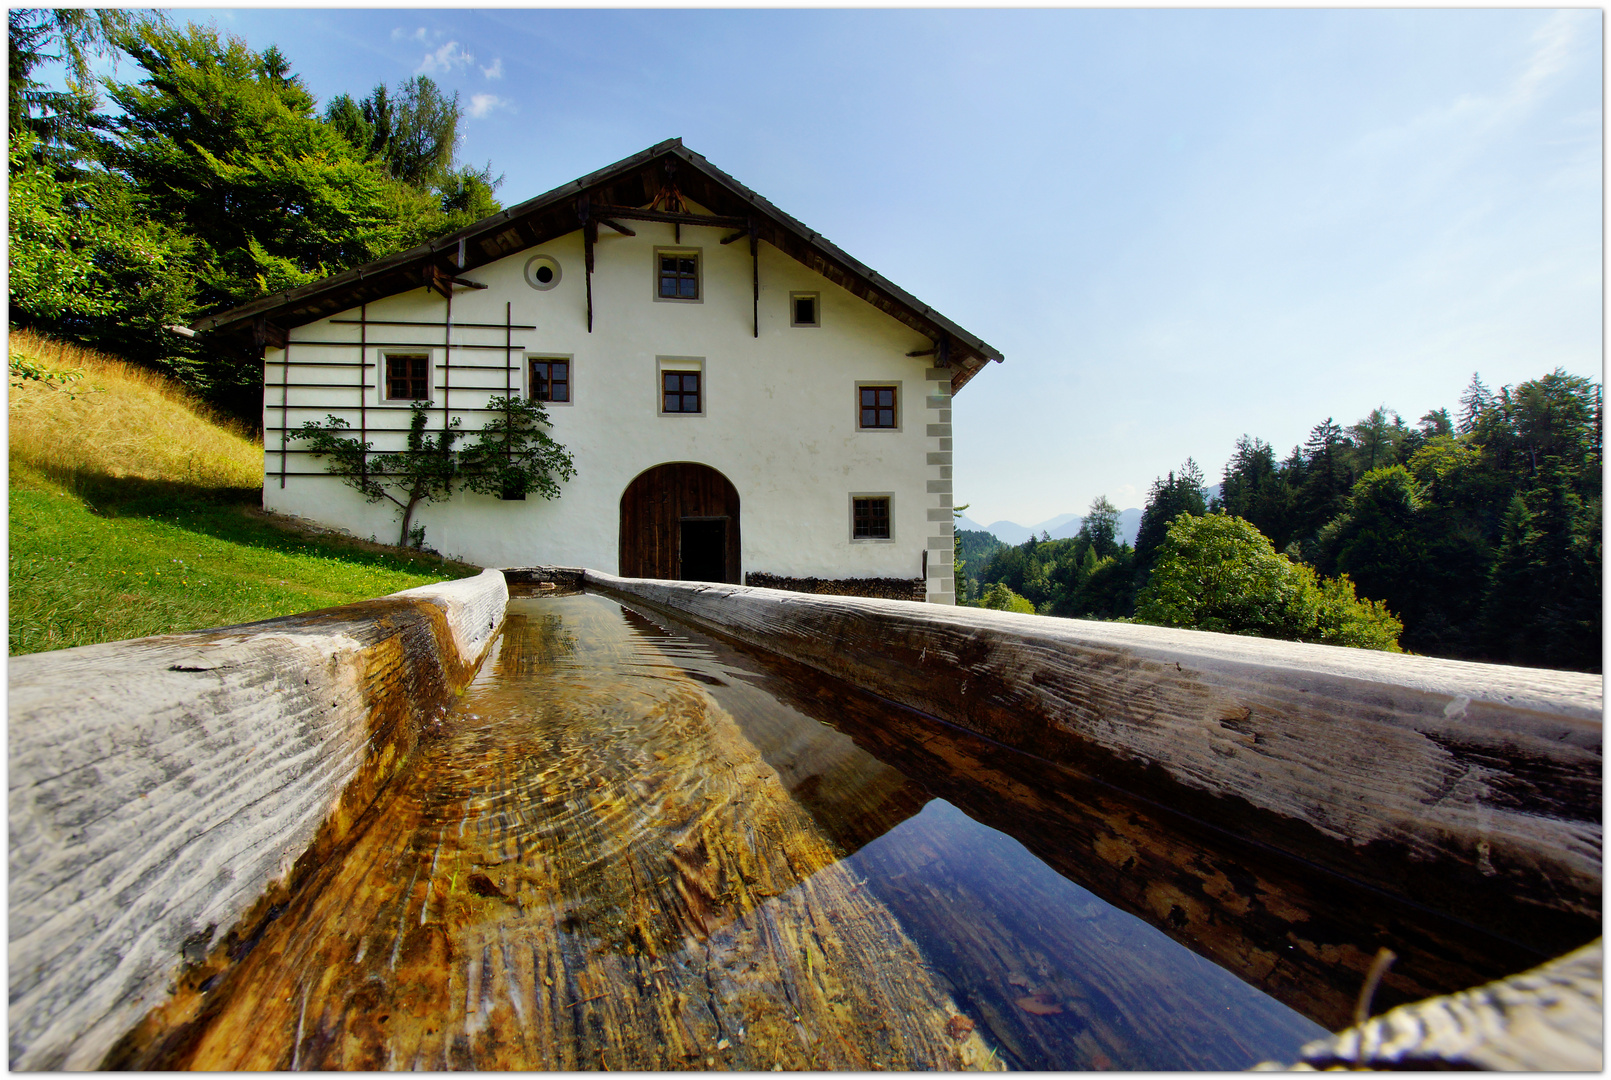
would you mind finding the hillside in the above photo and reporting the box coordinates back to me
[9,330,477,654]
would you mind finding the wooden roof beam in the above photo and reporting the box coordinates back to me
[592,204,748,230]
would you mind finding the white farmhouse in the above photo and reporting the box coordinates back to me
[195,139,1003,603]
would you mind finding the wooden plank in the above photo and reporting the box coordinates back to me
[579,575,1602,963]
[279,339,290,487]
[619,465,742,583]
[358,304,367,479]
[593,204,749,230]
[1279,940,1602,1070]
[688,628,1547,1031]
[582,204,595,334]
[331,319,538,330]
[103,602,1003,1071]
[8,573,509,1071]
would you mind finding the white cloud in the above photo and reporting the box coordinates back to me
[391,26,430,44]
[417,40,473,77]
[1514,10,1577,105]
[481,57,503,81]
[467,93,510,119]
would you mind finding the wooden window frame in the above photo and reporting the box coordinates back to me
[850,493,895,542]
[790,291,820,328]
[384,352,431,401]
[855,382,900,431]
[653,247,703,304]
[527,355,573,406]
[657,357,706,417]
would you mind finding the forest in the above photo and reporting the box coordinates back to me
[964,371,1603,673]
[10,10,503,421]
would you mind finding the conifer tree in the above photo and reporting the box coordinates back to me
[1457,373,1493,434]
[1133,458,1207,582]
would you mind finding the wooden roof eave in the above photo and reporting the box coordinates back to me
[193,140,686,337]
[194,139,1005,394]
[670,144,1003,369]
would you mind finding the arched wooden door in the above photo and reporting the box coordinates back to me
[619,463,741,583]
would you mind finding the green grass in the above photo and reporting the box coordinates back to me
[9,330,480,655]
[9,468,478,655]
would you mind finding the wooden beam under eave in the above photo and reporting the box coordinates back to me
[584,219,597,333]
[592,204,749,230]
[252,316,288,354]
[598,218,636,236]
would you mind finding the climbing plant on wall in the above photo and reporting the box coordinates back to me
[291,399,574,551]
[457,396,577,503]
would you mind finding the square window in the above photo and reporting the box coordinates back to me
[662,370,701,414]
[658,252,699,300]
[386,354,429,400]
[858,384,898,429]
[529,358,570,403]
[791,292,819,327]
[853,496,892,540]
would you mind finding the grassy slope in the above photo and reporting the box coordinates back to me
[9,330,477,655]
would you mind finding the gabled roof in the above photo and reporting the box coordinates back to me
[193,138,1003,393]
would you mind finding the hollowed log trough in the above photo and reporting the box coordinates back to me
[8,567,1600,1070]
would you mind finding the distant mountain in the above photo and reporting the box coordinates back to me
[1031,512,1082,535]
[1048,508,1142,546]
[957,509,1142,548]
[955,513,989,534]
[958,482,1222,550]
[984,519,1033,545]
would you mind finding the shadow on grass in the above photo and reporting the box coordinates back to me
[48,468,478,577]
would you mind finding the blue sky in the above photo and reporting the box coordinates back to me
[104,9,1604,523]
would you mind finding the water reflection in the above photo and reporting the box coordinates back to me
[135,593,1325,1070]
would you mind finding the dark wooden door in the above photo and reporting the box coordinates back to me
[619,463,741,582]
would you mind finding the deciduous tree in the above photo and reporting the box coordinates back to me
[1134,513,1401,652]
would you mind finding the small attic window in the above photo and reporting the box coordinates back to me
[657,250,700,301]
[791,292,819,327]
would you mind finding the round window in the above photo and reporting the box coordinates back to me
[524,254,561,291]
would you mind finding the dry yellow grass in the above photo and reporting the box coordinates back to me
[9,328,261,490]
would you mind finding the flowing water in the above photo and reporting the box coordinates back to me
[149,591,1329,1070]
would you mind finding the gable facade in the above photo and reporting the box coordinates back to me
[209,141,1001,603]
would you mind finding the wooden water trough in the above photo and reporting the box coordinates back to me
[575,570,1602,1067]
[8,568,1600,1070]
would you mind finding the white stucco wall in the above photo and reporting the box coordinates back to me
[262,206,956,602]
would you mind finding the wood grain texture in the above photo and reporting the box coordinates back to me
[8,571,507,1070]
[107,595,1002,1071]
[581,573,1601,962]
[716,626,1551,1032]
[1278,938,1602,1071]
[618,463,742,583]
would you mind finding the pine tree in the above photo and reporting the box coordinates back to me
[1133,458,1207,589]
[1457,373,1493,435]
[8,8,128,167]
